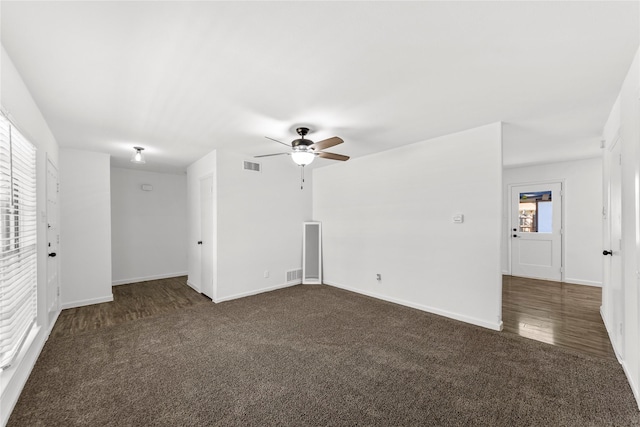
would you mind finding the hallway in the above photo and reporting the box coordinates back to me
[502,275,615,360]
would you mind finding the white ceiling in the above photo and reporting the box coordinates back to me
[1,1,638,173]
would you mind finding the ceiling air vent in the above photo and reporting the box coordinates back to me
[243,160,261,172]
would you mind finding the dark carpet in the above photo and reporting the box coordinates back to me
[8,284,640,426]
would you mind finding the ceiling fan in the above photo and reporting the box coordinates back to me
[255,127,349,166]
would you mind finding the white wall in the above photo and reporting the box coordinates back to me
[186,149,313,302]
[59,149,113,309]
[601,47,640,408]
[111,168,188,285]
[216,150,312,301]
[313,123,503,330]
[0,46,60,427]
[503,157,603,286]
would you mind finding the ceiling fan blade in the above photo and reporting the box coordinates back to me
[310,136,343,151]
[265,136,291,147]
[254,152,289,158]
[318,151,349,161]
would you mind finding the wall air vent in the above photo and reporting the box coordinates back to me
[243,161,261,172]
[286,268,303,284]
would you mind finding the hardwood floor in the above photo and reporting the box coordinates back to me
[51,276,209,338]
[502,275,616,360]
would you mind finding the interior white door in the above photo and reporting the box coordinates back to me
[46,159,59,316]
[200,176,214,299]
[604,137,624,357]
[510,182,562,281]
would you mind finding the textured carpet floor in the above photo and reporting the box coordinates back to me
[8,285,640,426]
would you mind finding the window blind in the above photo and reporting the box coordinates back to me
[0,115,37,370]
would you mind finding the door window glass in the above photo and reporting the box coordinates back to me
[519,191,552,233]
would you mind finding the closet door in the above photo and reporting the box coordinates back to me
[303,222,322,284]
[200,175,214,299]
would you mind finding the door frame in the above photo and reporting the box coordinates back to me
[199,174,215,300]
[302,222,322,285]
[46,155,60,327]
[602,133,624,359]
[507,179,565,281]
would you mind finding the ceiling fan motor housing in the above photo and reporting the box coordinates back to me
[292,127,312,148]
[292,138,312,148]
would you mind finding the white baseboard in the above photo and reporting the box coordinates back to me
[505,273,602,288]
[599,306,639,409]
[186,280,200,293]
[621,359,640,410]
[47,309,61,335]
[61,294,113,310]
[112,271,188,286]
[563,278,602,287]
[600,306,624,363]
[214,281,301,303]
[325,281,503,331]
[1,326,47,427]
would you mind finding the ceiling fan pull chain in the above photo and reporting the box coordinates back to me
[300,165,304,190]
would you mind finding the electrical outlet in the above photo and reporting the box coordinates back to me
[376,274,381,281]
[264,270,269,278]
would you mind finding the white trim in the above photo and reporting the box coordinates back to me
[325,281,503,332]
[601,307,640,410]
[563,278,602,287]
[45,154,60,318]
[509,274,562,282]
[507,180,565,282]
[0,326,46,427]
[47,310,61,336]
[621,360,640,410]
[601,305,622,362]
[508,276,602,288]
[503,154,602,170]
[61,294,113,310]
[186,280,200,293]
[302,222,322,285]
[112,272,188,286]
[213,282,298,304]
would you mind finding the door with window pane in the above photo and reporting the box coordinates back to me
[510,182,562,281]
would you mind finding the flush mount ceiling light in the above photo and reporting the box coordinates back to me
[131,146,146,164]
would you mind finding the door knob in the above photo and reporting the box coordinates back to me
[48,252,57,257]
[603,250,613,256]
[512,234,519,238]
[512,228,517,232]
[197,241,203,245]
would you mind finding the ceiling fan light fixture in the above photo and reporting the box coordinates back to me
[256,127,347,168]
[291,148,315,166]
[131,146,146,164]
